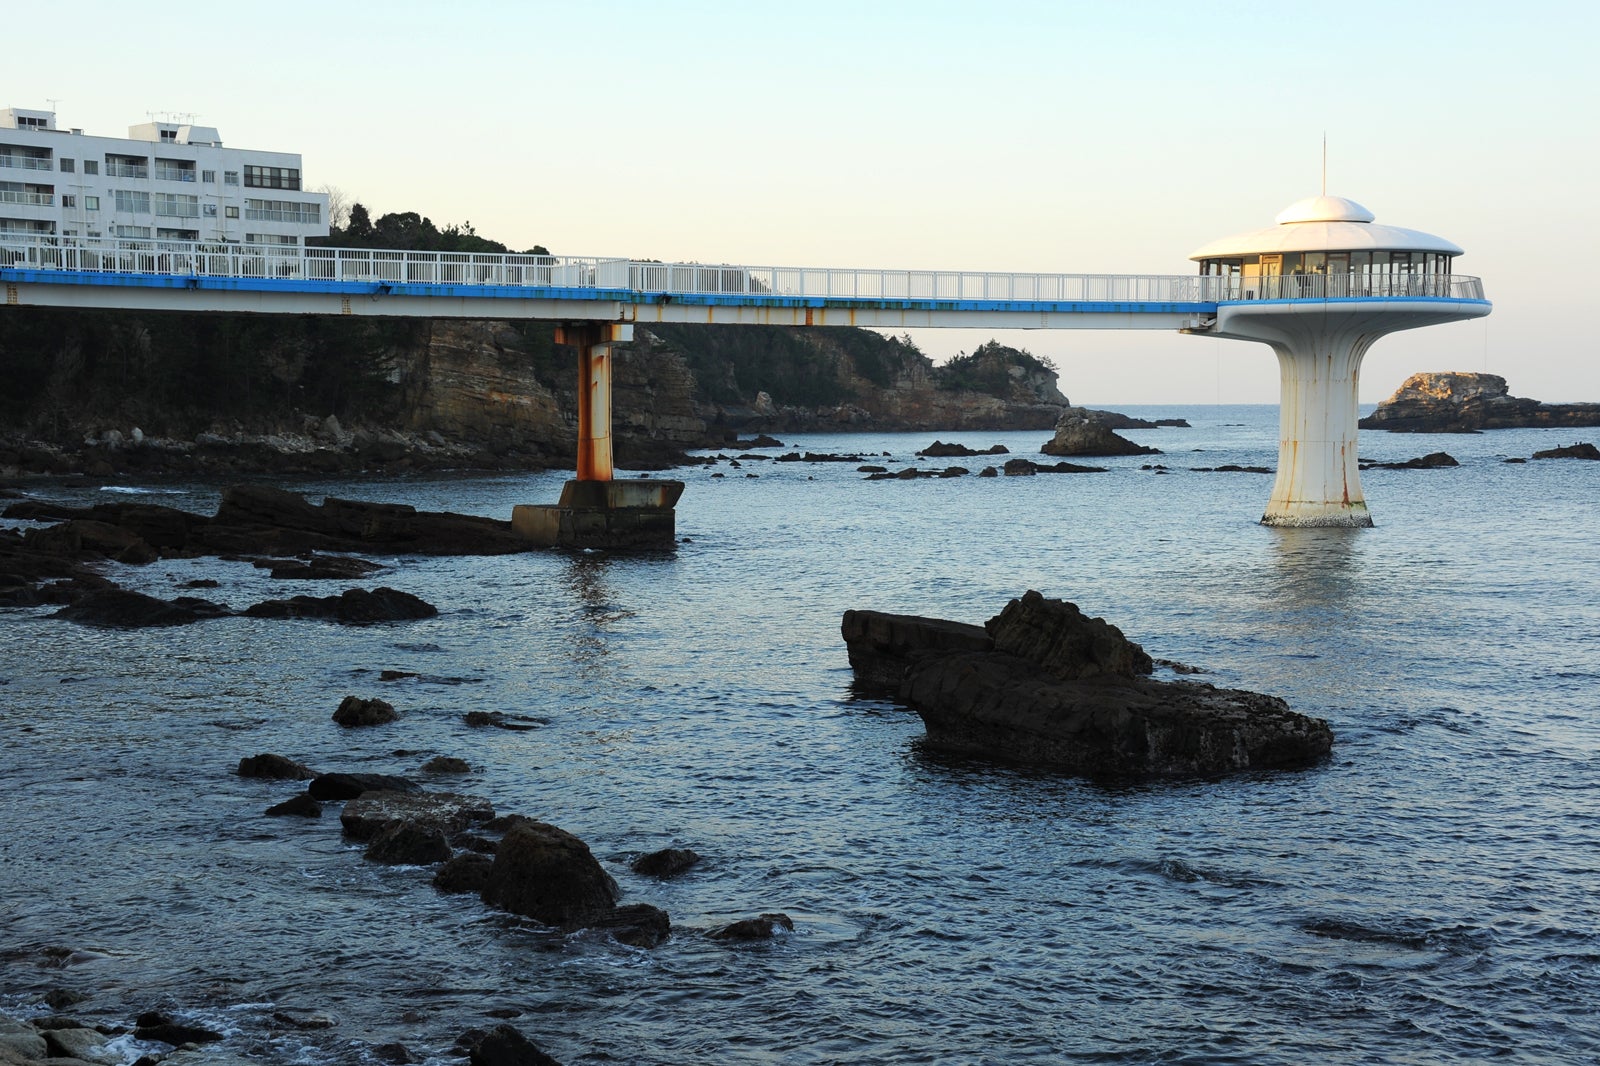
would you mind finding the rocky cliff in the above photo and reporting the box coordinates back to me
[1360,372,1600,433]
[0,309,1073,477]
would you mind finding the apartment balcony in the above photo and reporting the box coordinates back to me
[0,154,52,172]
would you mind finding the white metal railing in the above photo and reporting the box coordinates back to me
[106,162,149,179]
[0,234,1487,305]
[0,190,53,206]
[154,166,196,182]
[0,154,52,171]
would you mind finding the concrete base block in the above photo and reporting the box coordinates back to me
[512,479,684,550]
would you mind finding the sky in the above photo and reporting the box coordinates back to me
[7,0,1598,404]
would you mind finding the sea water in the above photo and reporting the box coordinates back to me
[2,405,1597,1064]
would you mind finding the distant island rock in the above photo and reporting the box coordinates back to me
[841,591,1331,778]
[1041,407,1161,457]
[1360,372,1600,433]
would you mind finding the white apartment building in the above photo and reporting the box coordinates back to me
[0,107,328,247]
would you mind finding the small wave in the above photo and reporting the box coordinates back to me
[97,485,187,495]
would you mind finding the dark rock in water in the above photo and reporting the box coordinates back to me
[465,1024,563,1066]
[43,988,88,1010]
[268,554,386,580]
[265,793,323,818]
[181,578,221,589]
[917,441,1008,458]
[1002,458,1036,476]
[1036,460,1107,474]
[594,903,672,948]
[481,821,618,929]
[978,466,998,477]
[840,610,993,698]
[986,590,1154,680]
[1532,442,1600,460]
[365,821,452,865]
[308,772,422,801]
[43,1026,111,1061]
[463,710,543,731]
[340,789,495,841]
[1360,372,1600,433]
[434,852,495,894]
[134,1011,223,1045]
[631,847,701,878]
[380,670,420,681]
[857,465,888,474]
[842,592,1331,777]
[272,1009,337,1030]
[1361,451,1460,470]
[51,587,222,628]
[1155,658,1205,675]
[709,913,795,940]
[372,1041,416,1063]
[333,695,399,727]
[238,753,314,780]
[246,586,437,624]
[1042,407,1160,457]
[422,756,472,774]
[210,484,531,557]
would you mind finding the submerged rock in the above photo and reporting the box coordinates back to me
[1531,442,1600,461]
[333,695,399,728]
[308,772,422,801]
[237,753,314,779]
[1361,451,1460,470]
[463,1024,563,1066]
[631,847,701,879]
[709,913,794,940]
[245,586,437,624]
[51,588,225,628]
[842,591,1331,777]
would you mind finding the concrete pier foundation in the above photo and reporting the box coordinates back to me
[513,479,685,550]
[515,321,684,549]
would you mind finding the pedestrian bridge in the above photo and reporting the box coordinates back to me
[0,231,1491,533]
[0,235,1485,332]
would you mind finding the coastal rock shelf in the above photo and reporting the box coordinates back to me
[1361,372,1600,433]
[842,591,1332,778]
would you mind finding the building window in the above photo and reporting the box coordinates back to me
[114,189,152,213]
[155,159,197,182]
[225,205,239,218]
[245,198,320,224]
[245,233,299,246]
[113,225,152,238]
[155,192,200,218]
[203,204,217,217]
[62,228,78,236]
[84,160,98,175]
[106,155,149,179]
[202,169,215,183]
[62,195,76,208]
[16,115,48,130]
[159,129,176,142]
[87,230,101,238]
[244,165,301,191]
[157,227,198,241]
[223,170,239,185]
[85,196,99,211]
[60,158,75,173]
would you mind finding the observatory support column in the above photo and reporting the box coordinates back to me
[1264,332,1375,527]
[1209,305,1387,528]
[511,321,684,549]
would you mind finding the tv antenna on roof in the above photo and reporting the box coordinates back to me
[45,98,61,114]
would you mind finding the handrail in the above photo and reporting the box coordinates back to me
[0,234,1486,305]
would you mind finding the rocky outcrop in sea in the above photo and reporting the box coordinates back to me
[1360,372,1600,433]
[842,591,1332,777]
[1041,407,1161,457]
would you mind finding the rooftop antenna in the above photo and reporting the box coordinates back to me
[45,97,61,114]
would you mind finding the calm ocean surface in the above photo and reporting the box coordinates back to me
[3,404,1598,1065]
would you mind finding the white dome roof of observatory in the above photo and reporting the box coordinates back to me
[1189,194,1464,260]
